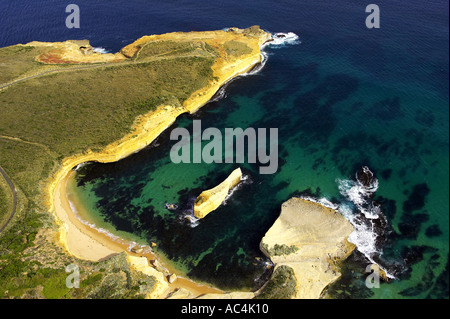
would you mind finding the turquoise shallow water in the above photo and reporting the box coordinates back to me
[6,0,443,298]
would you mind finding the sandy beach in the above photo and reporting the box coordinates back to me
[54,170,123,260]
[56,169,224,297]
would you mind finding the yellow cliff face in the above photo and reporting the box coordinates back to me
[193,168,242,219]
[126,255,169,299]
[260,198,356,299]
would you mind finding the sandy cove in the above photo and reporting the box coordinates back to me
[43,27,272,298]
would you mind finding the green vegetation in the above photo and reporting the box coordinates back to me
[0,200,41,255]
[0,256,63,298]
[224,40,252,57]
[0,246,155,298]
[137,40,197,59]
[0,49,217,204]
[255,265,297,299]
[0,174,13,228]
[136,40,219,61]
[0,138,55,197]
[0,45,43,84]
[0,56,215,157]
[261,243,299,256]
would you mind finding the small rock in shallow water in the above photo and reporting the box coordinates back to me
[356,166,376,188]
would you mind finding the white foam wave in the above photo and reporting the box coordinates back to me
[73,162,89,171]
[336,177,395,279]
[209,51,268,104]
[244,51,269,76]
[178,196,200,228]
[67,199,126,244]
[210,85,228,102]
[223,173,249,205]
[299,193,394,277]
[92,47,109,54]
[186,214,200,228]
[265,32,301,48]
[209,30,297,104]
[300,195,339,211]
[338,204,378,257]
[341,207,395,279]
[337,178,379,219]
[181,206,200,228]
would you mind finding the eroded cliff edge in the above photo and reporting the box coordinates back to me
[260,197,356,299]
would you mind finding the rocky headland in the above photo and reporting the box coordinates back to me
[260,197,356,298]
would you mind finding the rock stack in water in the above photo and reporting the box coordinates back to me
[193,168,242,219]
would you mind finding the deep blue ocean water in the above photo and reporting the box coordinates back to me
[1,0,448,298]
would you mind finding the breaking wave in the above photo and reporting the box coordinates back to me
[265,32,301,48]
[299,195,339,211]
[299,166,395,279]
[244,51,269,76]
[208,51,268,104]
[92,46,109,54]
[337,177,379,219]
[223,173,250,204]
[67,195,145,252]
[336,166,395,279]
[73,162,91,171]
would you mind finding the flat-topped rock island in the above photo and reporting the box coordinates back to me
[260,197,356,298]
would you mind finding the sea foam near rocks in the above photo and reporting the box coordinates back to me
[265,32,301,47]
[92,46,109,54]
[336,167,395,279]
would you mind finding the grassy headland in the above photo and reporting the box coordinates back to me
[0,26,271,298]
